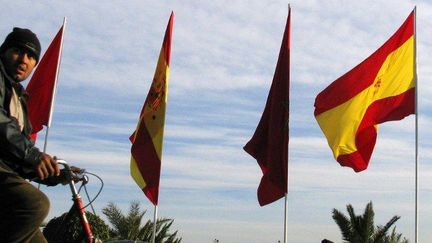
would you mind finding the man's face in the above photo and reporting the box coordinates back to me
[1,46,37,82]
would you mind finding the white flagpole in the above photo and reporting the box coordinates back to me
[284,193,288,243]
[413,6,418,243]
[284,5,290,243]
[152,205,158,243]
[284,3,291,243]
[42,16,67,153]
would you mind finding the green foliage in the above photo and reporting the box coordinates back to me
[43,210,111,242]
[332,201,409,243]
[43,201,181,243]
[381,228,409,243]
[102,201,182,243]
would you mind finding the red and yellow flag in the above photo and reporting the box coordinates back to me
[130,12,174,205]
[26,25,65,141]
[244,7,290,206]
[314,11,415,172]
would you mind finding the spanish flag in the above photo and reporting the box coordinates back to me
[130,12,173,205]
[314,10,415,172]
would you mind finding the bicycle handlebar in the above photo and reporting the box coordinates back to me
[31,159,88,186]
[57,159,84,177]
[56,159,88,185]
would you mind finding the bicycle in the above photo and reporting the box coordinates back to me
[39,159,104,243]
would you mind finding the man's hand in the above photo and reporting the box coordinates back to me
[34,153,60,180]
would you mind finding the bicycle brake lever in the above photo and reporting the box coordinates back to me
[70,166,83,173]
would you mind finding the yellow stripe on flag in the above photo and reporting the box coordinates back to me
[131,157,147,189]
[142,51,169,159]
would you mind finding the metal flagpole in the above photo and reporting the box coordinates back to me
[284,4,291,243]
[42,16,67,153]
[413,6,418,243]
[284,193,288,243]
[152,205,158,243]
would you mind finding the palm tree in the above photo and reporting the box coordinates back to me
[332,201,409,243]
[382,228,409,243]
[102,201,181,243]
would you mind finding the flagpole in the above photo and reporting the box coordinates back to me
[152,205,158,243]
[413,6,418,243]
[284,193,288,243]
[284,4,290,243]
[42,16,67,153]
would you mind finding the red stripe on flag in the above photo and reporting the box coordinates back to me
[131,123,161,205]
[163,12,174,65]
[337,88,415,171]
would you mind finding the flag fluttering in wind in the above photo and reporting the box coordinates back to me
[130,12,174,206]
[244,8,290,206]
[26,25,65,141]
[314,11,415,172]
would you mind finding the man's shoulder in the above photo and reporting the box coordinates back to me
[0,71,5,91]
[0,60,11,89]
[0,69,8,104]
[0,66,6,84]
[0,70,5,94]
[0,68,4,81]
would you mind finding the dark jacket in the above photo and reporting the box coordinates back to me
[0,59,41,177]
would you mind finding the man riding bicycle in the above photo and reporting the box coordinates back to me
[0,27,60,243]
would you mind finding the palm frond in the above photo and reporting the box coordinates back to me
[373,216,400,243]
[332,208,353,242]
[362,202,375,242]
[102,202,126,237]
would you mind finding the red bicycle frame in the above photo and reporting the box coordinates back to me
[58,160,95,243]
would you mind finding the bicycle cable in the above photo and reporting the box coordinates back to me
[83,183,96,214]
[76,171,104,212]
[77,175,96,214]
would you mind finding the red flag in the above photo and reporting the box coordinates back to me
[244,8,290,206]
[26,25,64,141]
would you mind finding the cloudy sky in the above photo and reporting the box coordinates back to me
[2,0,431,242]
